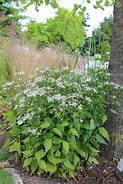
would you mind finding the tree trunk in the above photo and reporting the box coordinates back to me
[106,0,123,158]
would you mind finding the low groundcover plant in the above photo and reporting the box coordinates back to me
[2,67,114,179]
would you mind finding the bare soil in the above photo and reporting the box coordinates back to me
[10,156,122,184]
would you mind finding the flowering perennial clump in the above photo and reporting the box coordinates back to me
[2,67,116,178]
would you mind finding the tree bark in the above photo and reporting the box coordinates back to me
[106,0,123,158]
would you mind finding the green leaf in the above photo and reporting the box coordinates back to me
[90,119,96,130]
[44,139,52,153]
[88,156,99,165]
[31,160,38,174]
[45,0,50,5]
[102,115,107,124]
[23,157,32,167]
[77,147,87,160]
[87,0,91,3]
[53,128,62,138]
[69,170,75,177]
[73,153,80,165]
[50,0,58,8]
[40,121,51,129]
[81,123,90,129]
[44,132,53,139]
[23,149,33,158]
[96,134,107,144]
[34,142,41,148]
[47,154,56,165]
[55,158,63,164]
[73,112,78,119]
[93,5,97,9]
[40,118,51,129]
[73,3,79,10]
[20,0,26,4]
[63,141,69,153]
[10,142,21,155]
[83,133,90,143]
[59,122,69,127]
[10,125,20,137]
[38,159,47,171]
[35,150,45,161]
[46,162,57,174]
[99,127,109,140]
[87,143,100,156]
[3,139,10,148]
[6,110,16,124]
[110,109,118,114]
[55,150,60,157]
[47,154,62,165]
[104,0,110,6]
[69,128,79,138]
[64,160,74,170]
[53,138,63,144]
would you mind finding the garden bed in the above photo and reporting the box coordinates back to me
[13,156,121,184]
[0,67,120,183]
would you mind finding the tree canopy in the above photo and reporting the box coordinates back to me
[25,7,86,51]
[20,0,114,9]
[82,15,112,56]
[0,0,26,36]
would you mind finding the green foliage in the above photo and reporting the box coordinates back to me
[20,0,115,9]
[20,0,58,9]
[0,0,26,36]
[93,0,114,9]
[94,16,112,56]
[0,148,9,161]
[0,170,15,184]
[0,46,12,85]
[2,67,113,178]
[25,7,86,51]
[82,16,112,56]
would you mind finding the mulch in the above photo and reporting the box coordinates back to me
[11,155,122,184]
[77,157,122,184]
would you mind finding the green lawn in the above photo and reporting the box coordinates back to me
[0,170,15,184]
